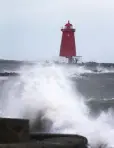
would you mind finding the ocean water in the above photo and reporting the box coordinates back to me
[0,61,114,147]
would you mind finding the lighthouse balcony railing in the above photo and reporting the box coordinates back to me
[61,28,75,32]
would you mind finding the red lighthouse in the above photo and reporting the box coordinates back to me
[59,21,80,63]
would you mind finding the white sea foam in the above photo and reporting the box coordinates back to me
[0,62,114,147]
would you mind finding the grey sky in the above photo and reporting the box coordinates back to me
[0,0,114,62]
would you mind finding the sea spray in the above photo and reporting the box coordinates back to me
[0,63,114,147]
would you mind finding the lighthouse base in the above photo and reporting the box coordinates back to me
[67,56,82,64]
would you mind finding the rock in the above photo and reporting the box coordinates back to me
[30,133,88,148]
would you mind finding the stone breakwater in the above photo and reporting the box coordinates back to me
[0,117,88,148]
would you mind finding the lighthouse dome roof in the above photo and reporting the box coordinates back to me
[65,20,73,27]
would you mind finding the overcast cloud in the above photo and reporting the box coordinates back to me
[0,0,114,62]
